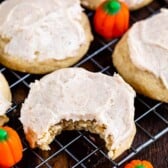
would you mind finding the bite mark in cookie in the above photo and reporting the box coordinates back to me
[20,68,136,159]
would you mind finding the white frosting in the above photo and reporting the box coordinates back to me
[123,0,144,7]
[0,0,86,61]
[0,93,11,115]
[20,68,135,154]
[128,9,168,89]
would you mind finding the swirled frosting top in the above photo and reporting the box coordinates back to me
[0,0,86,61]
[128,9,168,88]
[20,68,135,156]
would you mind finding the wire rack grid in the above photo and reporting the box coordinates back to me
[0,0,168,168]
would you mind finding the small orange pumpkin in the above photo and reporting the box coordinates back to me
[93,0,129,39]
[124,160,153,168]
[0,126,23,167]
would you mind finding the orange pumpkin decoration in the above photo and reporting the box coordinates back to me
[93,0,129,39]
[124,160,153,168]
[0,126,23,167]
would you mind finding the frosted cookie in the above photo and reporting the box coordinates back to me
[0,0,93,74]
[0,73,11,126]
[81,0,153,10]
[20,68,136,159]
[113,9,168,103]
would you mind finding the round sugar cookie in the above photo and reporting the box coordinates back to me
[20,67,136,159]
[0,73,12,125]
[0,0,93,74]
[112,9,168,103]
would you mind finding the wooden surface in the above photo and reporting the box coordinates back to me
[134,133,168,168]
[124,99,168,168]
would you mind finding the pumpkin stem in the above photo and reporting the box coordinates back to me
[104,0,121,14]
[0,128,8,141]
[135,165,145,168]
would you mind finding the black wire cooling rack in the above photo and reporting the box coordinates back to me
[0,0,168,168]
